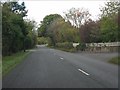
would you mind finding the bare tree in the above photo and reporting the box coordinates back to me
[64,7,91,28]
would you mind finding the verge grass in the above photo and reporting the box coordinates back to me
[2,51,31,77]
[108,56,120,65]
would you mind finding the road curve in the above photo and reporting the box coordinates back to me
[3,46,118,88]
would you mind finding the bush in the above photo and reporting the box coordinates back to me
[56,42,73,49]
[76,43,86,51]
[47,37,53,46]
[25,34,37,49]
[55,42,77,52]
[37,37,48,45]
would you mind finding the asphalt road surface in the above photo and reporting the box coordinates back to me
[3,46,118,88]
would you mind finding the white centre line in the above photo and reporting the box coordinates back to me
[78,69,90,76]
[60,57,64,60]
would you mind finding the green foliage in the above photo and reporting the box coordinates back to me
[55,42,76,52]
[47,17,80,45]
[79,1,120,43]
[37,37,48,45]
[2,51,30,76]
[80,19,101,43]
[56,47,76,53]
[2,3,24,55]
[2,2,37,56]
[56,42,73,49]
[24,20,37,49]
[109,56,120,65]
[38,24,46,37]
[99,1,120,42]
[47,37,54,46]
[76,43,86,51]
[10,2,28,17]
[100,15,118,42]
[38,14,80,46]
[37,14,62,37]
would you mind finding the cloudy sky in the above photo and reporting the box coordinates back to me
[19,0,107,24]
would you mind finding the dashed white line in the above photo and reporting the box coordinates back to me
[78,69,90,76]
[60,57,64,60]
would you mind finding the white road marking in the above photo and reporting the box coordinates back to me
[60,57,64,60]
[78,69,90,76]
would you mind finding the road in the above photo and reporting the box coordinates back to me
[3,46,118,88]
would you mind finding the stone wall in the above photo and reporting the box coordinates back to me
[85,42,120,52]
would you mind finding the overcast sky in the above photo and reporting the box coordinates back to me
[19,0,107,24]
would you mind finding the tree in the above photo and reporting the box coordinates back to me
[2,2,25,55]
[47,17,80,45]
[0,2,2,51]
[2,1,36,56]
[10,2,28,17]
[100,1,120,18]
[24,19,37,49]
[7,2,28,52]
[90,20,101,43]
[37,14,62,37]
[38,13,81,46]
[99,1,120,42]
[75,18,102,43]
[64,7,91,28]
[63,8,91,44]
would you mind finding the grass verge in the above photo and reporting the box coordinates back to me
[108,56,120,65]
[47,46,77,53]
[2,51,31,77]
[55,48,77,53]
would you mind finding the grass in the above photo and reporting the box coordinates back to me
[108,56,120,65]
[56,48,77,53]
[47,45,77,53]
[47,46,77,53]
[2,51,31,77]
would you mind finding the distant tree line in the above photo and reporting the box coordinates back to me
[37,1,120,47]
[64,1,120,43]
[37,14,80,46]
[2,2,37,56]
[3,1,119,55]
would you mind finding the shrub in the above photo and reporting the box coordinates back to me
[56,42,73,49]
[47,37,54,46]
[37,37,48,45]
[76,43,86,51]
